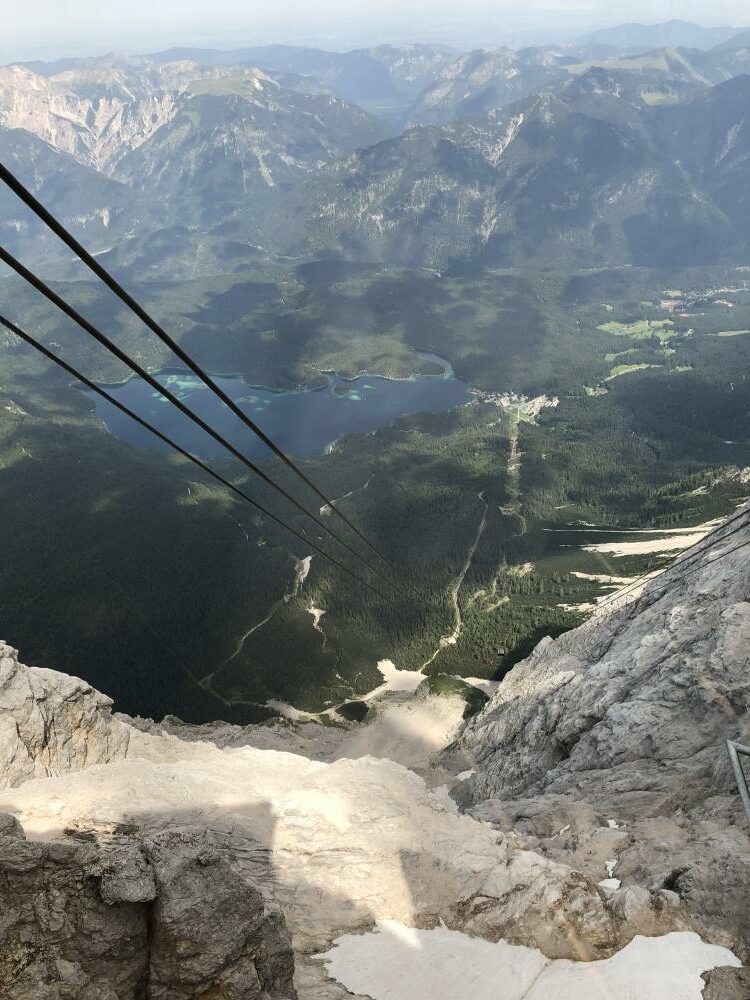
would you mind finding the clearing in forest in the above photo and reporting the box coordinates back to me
[606,363,663,380]
[598,319,675,341]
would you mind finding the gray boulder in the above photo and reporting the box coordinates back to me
[0,642,130,789]
[144,827,295,1000]
[0,816,296,999]
[702,965,750,998]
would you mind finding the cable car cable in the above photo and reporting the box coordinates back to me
[0,313,396,606]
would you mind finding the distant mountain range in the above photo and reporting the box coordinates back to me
[575,19,739,54]
[307,72,750,268]
[405,35,750,127]
[147,43,455,123]
[0,60,384,269]
[405,47,567,127]
[114,73,384,250]
[1,26,750,275]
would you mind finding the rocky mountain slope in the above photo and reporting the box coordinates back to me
[0,57,385,271]
[147,44,455,122]
[454,503,750,964]
[0,640,649,996]
[0,59,210,172]
[403,39,750,128]
[406,47,569,126]
[0,506,749,996]
[114,74,383,242]
[0,124,145,264]
[308,73,750,267]
[0,59,384,183]
[3,46,750,275]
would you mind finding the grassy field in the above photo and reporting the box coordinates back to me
[598,319,675,340]
[607,363,663,379]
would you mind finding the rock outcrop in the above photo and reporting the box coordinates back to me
[453,506,750,961]
[0,736,641,963]
[3,646,671,964]
[0,62,204,172]
[0,644,694,997]
[1,509,749,995]
[0,640,130,789]
[0,814,296,999]
[702,964,750,999]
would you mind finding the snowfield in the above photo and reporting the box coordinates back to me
[319,921,741,1000]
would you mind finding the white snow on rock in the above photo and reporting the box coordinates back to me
[333,693,466,771]
[598,878,622,892]
[318,921,741,1000]
[363,659,425,699]
[462,676,502,697]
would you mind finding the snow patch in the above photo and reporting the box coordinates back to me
[598,878,622,892]
[335,694,465,770]
[318,921,740,1000]
[581,533,706,557]
[364,660,425,700]
[462,677,502,697]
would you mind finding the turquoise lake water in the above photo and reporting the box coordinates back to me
[87,354,470,461]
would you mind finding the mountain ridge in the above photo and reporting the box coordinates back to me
[305,75,750,268]
[575,20,740,54]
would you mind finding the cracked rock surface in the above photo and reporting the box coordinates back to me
[1,509,749,996]
[453,507,750,963]
[0,640,130,790]
[0,815,296,999]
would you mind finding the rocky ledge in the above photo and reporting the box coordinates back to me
[453,504,750,964]
[0,814,295,999]
[0,508,748,998]
[0,640,130,788]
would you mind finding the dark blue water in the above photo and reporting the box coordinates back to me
[87,355,469,461]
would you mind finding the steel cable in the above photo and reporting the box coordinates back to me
[0,245,405,597]
[0,160,395,572]
[0,313,396,606]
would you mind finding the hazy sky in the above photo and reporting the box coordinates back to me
[5,0,750,62]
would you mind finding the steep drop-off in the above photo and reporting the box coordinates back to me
[454,503,750,963]
[0,506,748,997]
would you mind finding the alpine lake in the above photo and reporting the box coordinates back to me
[86,352,470,460]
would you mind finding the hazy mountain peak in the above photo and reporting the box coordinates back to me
[577,19,739,55]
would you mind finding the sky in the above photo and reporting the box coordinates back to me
[4,0,750,63]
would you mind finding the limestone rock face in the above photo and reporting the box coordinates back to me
[144,827,296,1000]
[0,817,149,999]
[455,508,750,960]
[0,815,296,1000]
[0,62,195,172]
[702,964,750,998]
[2,511,749,994]
[0,641,131,789]
[0,744,634,962]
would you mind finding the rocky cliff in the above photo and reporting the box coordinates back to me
[0,61,194,171]
[0,508,748,997]
[0,816,295,999]
[0,641,702,998]
[0,640,130,788]
[454,504,750,963]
